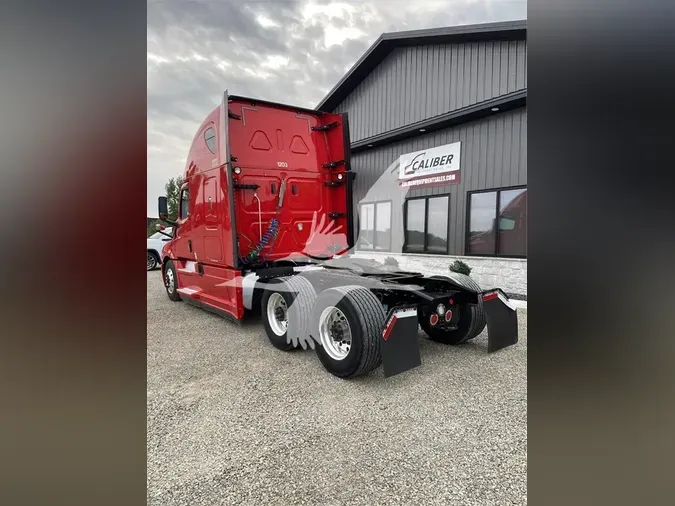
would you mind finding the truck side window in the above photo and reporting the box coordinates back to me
[204,127,216,154]
[179,188,190,219]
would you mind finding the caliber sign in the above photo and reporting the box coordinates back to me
[398,141,461,188]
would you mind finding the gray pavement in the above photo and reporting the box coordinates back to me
[147,270,527,506]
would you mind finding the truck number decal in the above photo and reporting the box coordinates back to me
[277,161,288,167]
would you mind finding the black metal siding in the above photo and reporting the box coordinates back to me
[334,40,527,143]
[352,106,527,255]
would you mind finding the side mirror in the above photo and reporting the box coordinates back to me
[498,217,516,231]
[158,196,168,220]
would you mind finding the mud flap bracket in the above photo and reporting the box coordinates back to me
[482,289,519,353]
[380,305,421,378]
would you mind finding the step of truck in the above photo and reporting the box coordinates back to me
[177,286,202,299]
[177,261,198,274]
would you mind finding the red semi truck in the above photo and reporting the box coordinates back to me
[156,91,519,379]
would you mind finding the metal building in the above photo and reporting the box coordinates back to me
[317,20,527,298]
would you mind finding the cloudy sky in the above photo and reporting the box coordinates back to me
[147,0,526,216]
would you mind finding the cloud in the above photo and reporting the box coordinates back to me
[147,0,526,216]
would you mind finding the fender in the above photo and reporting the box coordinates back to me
[159,241,178,279]
[242,265,325,310]
[241,272,259,310]
[426,273,481,304]
[161,239,177,263]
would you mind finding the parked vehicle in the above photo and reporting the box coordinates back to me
[147,228,172,271]
[155,92,518,379]
[468,190,527,255]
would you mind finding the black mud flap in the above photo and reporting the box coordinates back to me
[481,289,519,353]
[380,305,422,378]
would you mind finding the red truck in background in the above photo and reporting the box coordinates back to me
[469,190,527,256]
[156,91,519,379]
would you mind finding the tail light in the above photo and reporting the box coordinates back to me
[429,314,439,326]
[444,310,453,322]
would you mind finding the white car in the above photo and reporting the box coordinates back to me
[147,228,172,271]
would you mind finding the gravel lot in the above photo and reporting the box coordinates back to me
[147,270,527,506]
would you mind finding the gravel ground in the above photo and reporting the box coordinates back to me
[147,270,527,506]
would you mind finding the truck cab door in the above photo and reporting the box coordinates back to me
[173,183,195,260]
[201,174,223,262]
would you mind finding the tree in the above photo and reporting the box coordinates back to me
[147,219,158,237]
[164,175,184,222]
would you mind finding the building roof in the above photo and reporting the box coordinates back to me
[316,20,527,112]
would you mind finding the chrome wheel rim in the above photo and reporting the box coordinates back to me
[267,292,288,336]
[147,254,156,270]
[165,269,175,293]
[318,306,352,361]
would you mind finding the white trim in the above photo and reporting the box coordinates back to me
[294,265,324,272]
[354,250,527,263]
[177,287,199,295]
[393,308,417,319]
[498,292,517,310]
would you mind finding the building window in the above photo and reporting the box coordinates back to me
[358,201,391,251]
[403,195,449,254]
[466,186,527,257]
[204,127,216,154]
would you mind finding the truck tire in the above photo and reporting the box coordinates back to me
[261,275,317,352]
[311,286,385,378]
[422,274,487,344]
[163,260,181,302]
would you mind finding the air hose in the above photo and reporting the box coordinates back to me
[243,180,286,263]
[245,217,279,262]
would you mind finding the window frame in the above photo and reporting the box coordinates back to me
[179,186,190,220]
[403,193,451,255]
[204,126,216,154]
[464,184,527,259]
[357,199,392,252]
